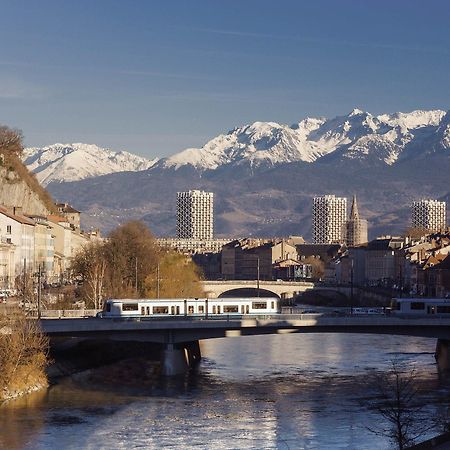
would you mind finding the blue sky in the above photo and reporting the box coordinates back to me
[0,0,449,158]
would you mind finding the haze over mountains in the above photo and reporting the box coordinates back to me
[23,108,450,239]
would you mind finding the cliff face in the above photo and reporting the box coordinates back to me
[0,166,52,216]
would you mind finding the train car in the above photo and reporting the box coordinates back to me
[99,297,280,318]
[391,298,450,316]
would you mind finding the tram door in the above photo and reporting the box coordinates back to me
[141,306,145,315]
[146,307,150,315]
[176,306,180,315]
[241,305,245,314]
[246,305,249,314]
[171,306,175,315]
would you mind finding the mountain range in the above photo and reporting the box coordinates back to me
[23,108,450,239]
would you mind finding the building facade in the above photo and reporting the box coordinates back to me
[411,199,446,232]
[176,190,214,240]
[312,195,347,244]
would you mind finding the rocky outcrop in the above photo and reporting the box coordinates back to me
[0,167,52,215]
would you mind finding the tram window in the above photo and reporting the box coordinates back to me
[437,306,450,314]
[271,301,275,310]
[213,306,216,314]
[217,306,221,314]
[176,306,180,315]
[198,305,204,313]
[122,303,139,311]
[246,305,249,314]
[171,306,175,315]
[106,302,111,312]
[252,302,267,309]
[188,306,194,314]
[241,305,245,314]
[146,307,150,315]
[141,306,145,315]
[224,305,238,313]
[411,302,425,310]
[153,306,169,314]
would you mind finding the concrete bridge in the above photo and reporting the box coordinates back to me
[201,280,352,299]
[41,315,450,375]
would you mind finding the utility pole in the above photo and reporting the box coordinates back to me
[135,257,138,295]
[350,258,354,315]
[157,263,160,299]
[257,257,260,298]
[37,264,42,319]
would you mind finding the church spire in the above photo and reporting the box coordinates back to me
[350,194,360,220]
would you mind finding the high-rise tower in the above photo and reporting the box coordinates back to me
[345,195,368,246]
[411,199,446,232]
[176,190,214,239]
[312,195,347,244]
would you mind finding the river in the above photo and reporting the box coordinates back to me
[1,333,449,450]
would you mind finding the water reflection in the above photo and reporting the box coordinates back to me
[0,333,446,450]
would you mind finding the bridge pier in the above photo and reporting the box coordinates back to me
[435,339,450,373]
[160,340,202,376]
[161,343,188,376]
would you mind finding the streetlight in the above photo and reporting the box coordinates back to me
[350,258,354,315]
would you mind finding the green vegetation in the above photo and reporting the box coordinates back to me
[72,221,204,307]
[0,309,49,401]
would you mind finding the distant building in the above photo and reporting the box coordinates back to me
[411,199,446,232]
[312,195,347,244]
[157,237,233,255]
[56,203,81,231]
[176,190,213,240]
[345,195,368,246]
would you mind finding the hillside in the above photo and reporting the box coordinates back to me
[0,127,56,216]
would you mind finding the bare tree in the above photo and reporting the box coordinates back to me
[72,242,107,309]
[364,360,432,449]
[0,125,23,156]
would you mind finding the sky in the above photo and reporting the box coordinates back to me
[0,0,449,159]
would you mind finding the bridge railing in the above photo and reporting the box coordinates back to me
[29,309,101,319]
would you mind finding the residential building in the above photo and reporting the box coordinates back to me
[345,195,368,246]
[30,216,55,278]
[0,240,16,288]
[176,190,214,239]
[221,238,298,280]
[56,203,81,231]
[0,206,35,274]
[312,195,347,244]
[411,199,446,232]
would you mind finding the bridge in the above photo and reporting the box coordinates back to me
[200,280,352,299]
[41,315,450,375]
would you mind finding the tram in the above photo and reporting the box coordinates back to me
[391,298,450,316]
[98,297,280,318]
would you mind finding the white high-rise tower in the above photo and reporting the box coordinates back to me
[176,190,214,239]
[312,195,347,244]
[411,199,446,232]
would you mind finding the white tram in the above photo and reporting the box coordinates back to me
[99,297,280,318]
[391,298,450,316]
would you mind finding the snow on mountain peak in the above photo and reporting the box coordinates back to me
[23,143,158,186]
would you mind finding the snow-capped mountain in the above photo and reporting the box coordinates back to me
[161,108,446,171]
[22,143,158,186]
[44,108,450,240]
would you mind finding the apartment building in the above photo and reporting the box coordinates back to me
[312,195,347,244]
[411,199,446,232]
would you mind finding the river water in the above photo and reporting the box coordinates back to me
[1,333,449,450]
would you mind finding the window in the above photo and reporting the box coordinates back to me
[153,306,169,314]
[213,305,216,314]
[6,225,11,234]
[223,305,239,313]
[188,305,194,314]
[198,305,204,313]
[271,301,275,310]
[171,306,175,315]
[437,306,450,314]
[410,302,425,310]
[252,302,267,310]
[141,307,145,315]
[106,302,111,313]
[122,303,139,311]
